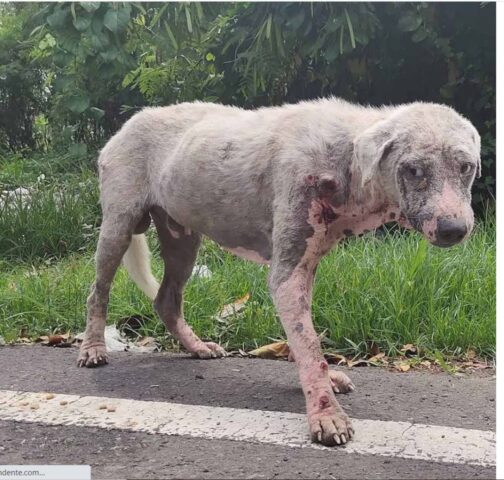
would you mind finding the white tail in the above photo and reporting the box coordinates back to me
[122,234,160,300]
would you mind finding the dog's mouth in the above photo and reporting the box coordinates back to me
[407,214,470,248]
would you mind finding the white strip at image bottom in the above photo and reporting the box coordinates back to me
[0,390,495,467]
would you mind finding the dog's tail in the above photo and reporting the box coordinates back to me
[122,234,160,301]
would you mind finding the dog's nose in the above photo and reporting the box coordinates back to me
[436,217,468,245]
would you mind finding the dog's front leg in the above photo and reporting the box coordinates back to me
[269,259,354,446]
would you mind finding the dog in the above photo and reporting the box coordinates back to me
[78,98,481,446]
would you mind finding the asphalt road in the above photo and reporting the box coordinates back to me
[0,346,496,479]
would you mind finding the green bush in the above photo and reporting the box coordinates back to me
[0,2,495,207]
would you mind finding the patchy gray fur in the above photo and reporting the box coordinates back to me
[78,97,480,446]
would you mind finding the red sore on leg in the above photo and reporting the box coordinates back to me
[318,394,330,409]
[320,360,328,371]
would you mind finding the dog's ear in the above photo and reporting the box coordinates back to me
[353,121,395,187]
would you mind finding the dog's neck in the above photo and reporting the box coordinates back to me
[326,171,402,239]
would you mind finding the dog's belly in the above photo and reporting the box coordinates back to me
[163,201,274,263]
[205,226,273,263]
[223,246,271,264]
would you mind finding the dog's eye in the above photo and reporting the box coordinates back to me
[460,163,473,175]
[409,167,424,178]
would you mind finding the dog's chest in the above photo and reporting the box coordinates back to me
[334,206,401,238]
[309,199,401,247]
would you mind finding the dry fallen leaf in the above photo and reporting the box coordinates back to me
[396,363,411,372]
[249,341,290,359]
[59,400,68,406]
[98,404,107,410]
[466,349,477,360]
[135,336,156,347]
[47,335,65,345]
[368,352,386,363]
[347,359,370,368]
[400,344,418,357]
[37,333,72,347]
[324,353,348,365]
[44,393,55,400]
[217,293,250,319]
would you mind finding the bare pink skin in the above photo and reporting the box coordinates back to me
[287,351,355,394]
[420,182,474,243]
[272,203,363,445]
[225,247,270,264]
[170,318,226,359]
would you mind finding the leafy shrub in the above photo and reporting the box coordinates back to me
[0,2,496,207]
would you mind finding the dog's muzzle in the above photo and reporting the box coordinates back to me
[433,217,468,247]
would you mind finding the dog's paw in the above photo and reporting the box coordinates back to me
[309,407,354,446]
[329,370,355,394]
[77,342,108,368]
[191,342,227,359]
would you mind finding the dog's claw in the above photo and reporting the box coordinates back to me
[333,434,341,445]
[191,341,227,359]
[329,370,355,395]
[77,342,108,368]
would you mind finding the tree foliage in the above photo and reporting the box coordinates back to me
[0,2,495,204]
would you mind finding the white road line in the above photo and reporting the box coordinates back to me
[0,390,495,467]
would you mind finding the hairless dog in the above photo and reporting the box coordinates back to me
[78,98,481,446]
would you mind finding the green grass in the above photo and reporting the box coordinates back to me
[0,150,100,263]
[0,220,495,358]
[0,150,496,358]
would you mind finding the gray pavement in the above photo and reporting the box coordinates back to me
[0,346,496,479]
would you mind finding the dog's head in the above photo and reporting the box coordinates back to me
[353,103,481,247]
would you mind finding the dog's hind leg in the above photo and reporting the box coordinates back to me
[151,206,226,359]
[77,210,143,367]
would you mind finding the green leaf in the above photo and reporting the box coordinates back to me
[325,44,339,62]
[67,95,90,114]
[103,8,130,33]
[287,10,305,30]
[398,12,422,32]
[164,21,178,51]
[73,16,92,32]
[205,52,215,62]
[195,2,204,21]
[411,27,428,43]
[266,14,272,40]
[133,3,146,14]
[185,6,193,33]
[90,31,110,49]
[344,9,356,49]
[70,3,77,23]
[53,52,73,68]
[54,75,74,91]
[38,33,56,50]
[47,9,68,28]
[80,2,100,13]
[339,24,344,55]
[89,107,105,119]
[150,4,168,27]
[29,25,45,37]
[99,47,119,62]
[275,23,285,57]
